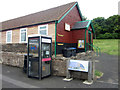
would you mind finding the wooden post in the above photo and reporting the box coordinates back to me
[66,60,70,79]
[88,61,92,82]
[92,51,96,81]
[93,60,95,80]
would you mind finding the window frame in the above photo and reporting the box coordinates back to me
[20,28,27,43]
[6,30,12,43]
[38,24,48,35]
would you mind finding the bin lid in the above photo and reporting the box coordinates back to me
[63,47,76,50]
[69,47,76,50]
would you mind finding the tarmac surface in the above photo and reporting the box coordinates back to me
[0,53,119,89]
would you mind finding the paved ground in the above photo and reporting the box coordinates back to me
[0,53,119,89]
[95,53,118,85]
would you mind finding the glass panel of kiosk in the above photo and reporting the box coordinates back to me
[42,43,51,77]
[28,37,39,78]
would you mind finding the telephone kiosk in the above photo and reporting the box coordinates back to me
[27,35,52,80]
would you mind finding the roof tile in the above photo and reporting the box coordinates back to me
[72,20,90,30]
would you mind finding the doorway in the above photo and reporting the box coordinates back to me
[88,31,92,50]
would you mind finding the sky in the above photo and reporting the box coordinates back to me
[0,0,119,22]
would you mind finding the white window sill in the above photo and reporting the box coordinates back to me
[6,42,12,44]
[19,41,27,43]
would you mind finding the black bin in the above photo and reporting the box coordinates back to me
[23,54,33,73]
[63,47,76,57]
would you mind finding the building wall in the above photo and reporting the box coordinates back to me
[57,5,82,43]
[72,29,85,43]
[1,22,55,54]
[71,29,86,52]
[1,31,6,44]
[12,29,20,43]
[48,23,55,42]
[1,22,55,44]
[56,5,83,54]
[56,27,93,54]
[71,26,93,46]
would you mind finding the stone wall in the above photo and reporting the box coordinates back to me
[1,43,27,53]
[52,51,95,79]
[1,51,96,80]
[1,52,24,67]
[1,42,55,54]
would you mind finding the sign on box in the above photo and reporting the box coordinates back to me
[68,60,89,72]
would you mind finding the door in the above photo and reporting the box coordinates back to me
[41,43,51,77]
[28,37,39,78]
[88,31,92,50]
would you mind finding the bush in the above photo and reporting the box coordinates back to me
[96,34,104,39]
[112,33,119,39]
[104,33,112,39]
[96,33,119,39]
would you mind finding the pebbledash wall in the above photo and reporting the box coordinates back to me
[1,22,55,53]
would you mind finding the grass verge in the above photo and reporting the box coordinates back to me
[95,70,103,79]
[93,39,118,56]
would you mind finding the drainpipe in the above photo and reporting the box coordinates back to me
[85,29,86,52]
[55,21,57,57]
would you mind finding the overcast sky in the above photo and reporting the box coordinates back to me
[0,0,119,22]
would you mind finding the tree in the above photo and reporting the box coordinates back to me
[92,15,120,39]
[92,17,105,37]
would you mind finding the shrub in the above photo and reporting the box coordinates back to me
[96,33,119,39]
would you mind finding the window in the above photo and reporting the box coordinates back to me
[38,24,48,35]
[20,28,27,43]
[65,23,70,31]
[6,31,12,43]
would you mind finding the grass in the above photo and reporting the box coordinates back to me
[95,70,103,78]
[93,39,118,56]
